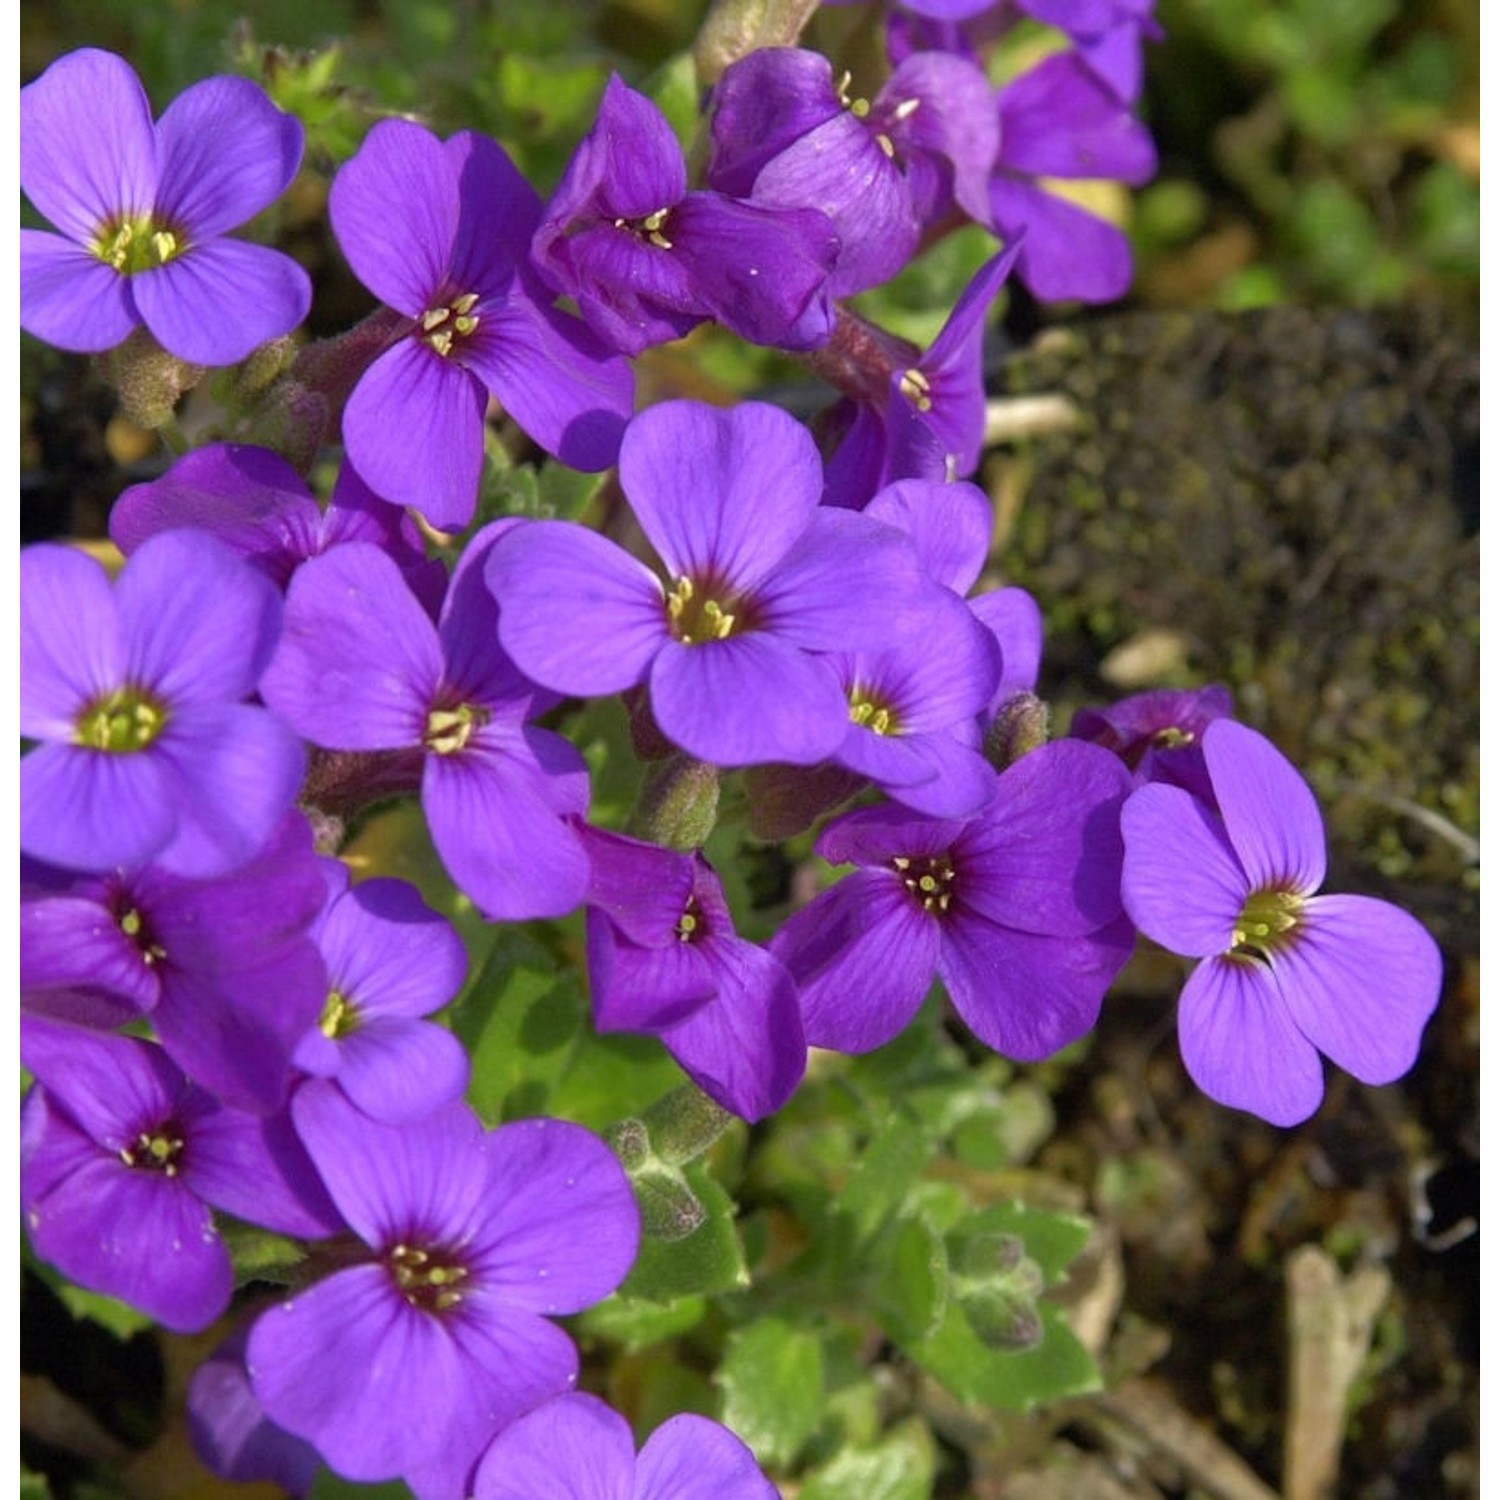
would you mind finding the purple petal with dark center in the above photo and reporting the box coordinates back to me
[753,507,931,652]
[957,739,1131,936]
[463,293,632,472]
[587,915,719,1032]
[988,178,1133,303]
[567,74,688,219]
[670,193,838,351]
[20,742,176,874]
[21,1017,180,1146]
[470,1118,639,1311]
[118,529,283,703]
[998,52,1157,183]
[423,744,591,921]
[751,112,918,297]
[444,130,541,295]
[650,634,849,767]
[110,443,322,582]
[1202,720,1327,896]
[343,339,487,529]
[637,1412,779,1500]
[21,891,158,1014]
[865,478,993,593]
[21,230,139,352]
[133,239,312,365]
[249,1265,468,1481]
[1120,782,1245,956]
[657,938,806,1121]
[620,400,824,589]
[292,1086,489,1249]
[151,704,306,879]
[581,825,698,946]
[262,543,442,750]
[488,521,667,696]
[707,48,843,199]
[329,118,458,315]
[1177,955,1326,1126]
[153,76,303,237]
[21,542,124,738]
[472,1393,634,1500]
[773,870,941,1053]
[1275,894,1441,1085]
[21,49,157,244]
[939,914,1134,1059]
[814,802,966,867]
[26,1146,232,1332]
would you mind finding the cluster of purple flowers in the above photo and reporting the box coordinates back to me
[19,10,1445,1495]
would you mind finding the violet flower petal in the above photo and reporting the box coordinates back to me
[472,1392,634,1500]
[20,741,176,873]
[335,1020,473,1124]
[21,541,124,738]
[1177,955,1326,1126]
[636,1412,780,1500]
[20,230,140,352]
[989,177,1133,303]
[865,478,993,594]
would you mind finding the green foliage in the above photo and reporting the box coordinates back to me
[717,1317,827,1468]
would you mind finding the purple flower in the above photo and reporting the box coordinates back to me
[488,400,931,768]
[1120,720,1442,1125]
[21,813,330,1113]
[1071,684,1234,800]
[21,48,310,363]
[583,827,806,1122]
[330,119,633,529]
[22,1019,340,1332]
[708,48,997,294]
[21,530,305,878]
[292,865,471,1123]
[472,1392,778,1499]
[772,740,1135,1055]
[533,75,839,356]
[823,244,1022,506]
[246,1085,640,1495]
[988,51,1157,302]
[111,442,445,607]
[261,525,592,921]
[1017,0,1163,103]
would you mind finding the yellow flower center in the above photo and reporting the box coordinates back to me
[420,292,481,357]
[75,686,168,753]
[388,1243,468,1314]
[90,211,187,274]
[614,207,674,250]
[424,702,490,755]
[666,576,739,645]
[894,854,956,915]
[1229,887,1304,964]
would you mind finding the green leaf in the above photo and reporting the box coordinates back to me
[834,1107,933,1244]
[536,459,608,522]
[621,1162,747,1301]
[53,1283,154,1342]
[309,1472,413,1499]
[798,1419,938,1500]
[959,1202,1092,1285]
[576,1291,708,1351]
[21,1468,51,1500]
[873,1214,948,1345]
[717,1317,827,1469]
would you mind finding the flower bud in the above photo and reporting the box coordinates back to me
[984,691,1051,770]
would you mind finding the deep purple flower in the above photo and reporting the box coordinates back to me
[21,813,329,1113]
[533,75,838,356]
[488,400,931,768]
[330,119,633,530]
[22,1019,340,1332]
[1071,684,1234,800]
[583,827,806,1122]
[708,48,997,294]
[111,442,445,607]
[1020,0,1163,102]
[261,525,592,920]
[246,1085,639,1495]
[20,530,305,878]
[773,740,1135,1055]
[472,1392,779,1499]
[823,244,1022,506]
[988,51,1157,302]
[292,865,471,1123]
[21,48,310,363]
[1120,720,1442,1125]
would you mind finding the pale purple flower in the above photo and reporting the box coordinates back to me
[21,48,310,363]
[292,865,471,1123]
[488,400,931,768]
[22,1018,340,1332]
[260,525,592,921]
[583,827,806,1122]
[1120,720,1442,1125]
[1071,684,1234,800]
[472,1392,779,1499]
[21,530,305,878]
[330,119,633,530]
[773,740,1135,1055]
[533,75,838,356]
[246,1085,639,1496]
